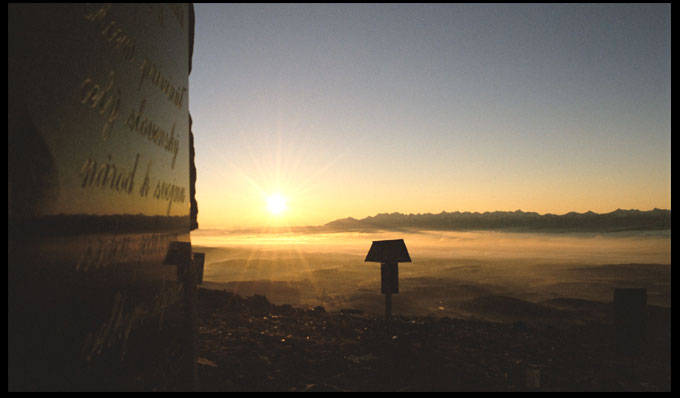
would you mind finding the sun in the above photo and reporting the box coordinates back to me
[266,193,288,215]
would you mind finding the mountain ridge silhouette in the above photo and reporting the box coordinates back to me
[323,208,671,233]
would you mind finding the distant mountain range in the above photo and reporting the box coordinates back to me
[323,209,671,233]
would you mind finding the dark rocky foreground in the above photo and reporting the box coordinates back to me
[196,288,670,392]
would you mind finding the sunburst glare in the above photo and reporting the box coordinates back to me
[266,193,288,215]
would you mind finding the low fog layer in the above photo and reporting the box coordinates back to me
[191,230,670,317]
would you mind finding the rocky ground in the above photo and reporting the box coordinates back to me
[195,288,671,392]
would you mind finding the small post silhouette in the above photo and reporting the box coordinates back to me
[365,239,411,320]
[614,288,647,354]
[164,242,201,391]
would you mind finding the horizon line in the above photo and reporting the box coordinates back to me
[195,207,671,232]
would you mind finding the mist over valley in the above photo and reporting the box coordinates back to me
[192,218,671,319]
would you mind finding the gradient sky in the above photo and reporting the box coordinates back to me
[190,3,670,229]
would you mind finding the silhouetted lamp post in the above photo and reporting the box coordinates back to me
[365,239,411,319]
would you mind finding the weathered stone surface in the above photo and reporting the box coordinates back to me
[9,4,194,391]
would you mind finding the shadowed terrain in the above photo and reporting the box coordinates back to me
[196,288,670,391]
[192,229,670,391]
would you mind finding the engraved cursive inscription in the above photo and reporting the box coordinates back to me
[80,153,139,194]
[84,4,136,63]
[81,281,184,361]
[154,179,186,215]
[138,58,187,110]
[79,71,122,140]
[167,4,185,29]
[124,99,180,168]
[76,235,132,272]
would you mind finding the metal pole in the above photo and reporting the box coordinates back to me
[385,293,392,320]
[182,253,199,391]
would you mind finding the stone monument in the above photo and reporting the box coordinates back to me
[9,4,199,391]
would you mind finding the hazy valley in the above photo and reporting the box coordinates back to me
[192,228,671,319]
